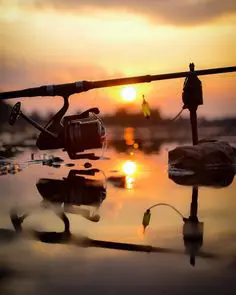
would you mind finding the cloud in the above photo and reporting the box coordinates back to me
[33,0,236,25]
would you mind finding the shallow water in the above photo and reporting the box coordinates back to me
[0,133,236,294]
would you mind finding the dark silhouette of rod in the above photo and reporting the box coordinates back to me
[0,227,218,260]
[1,66,235,100]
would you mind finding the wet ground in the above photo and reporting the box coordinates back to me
[0,133,236,294]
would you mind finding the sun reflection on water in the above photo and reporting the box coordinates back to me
[122,160,137,176]
[120,160,138,189]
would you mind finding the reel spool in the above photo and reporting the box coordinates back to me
[63,110,106,159]
[9,98,106,160]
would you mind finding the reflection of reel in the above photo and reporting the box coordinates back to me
[9,102,21,125]
[63,205,101,222]
[36,169,106,207]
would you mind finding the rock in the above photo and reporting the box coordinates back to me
[168,141,236,171]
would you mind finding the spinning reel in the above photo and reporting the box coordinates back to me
[9,97,106,160]
[10,168,106,232]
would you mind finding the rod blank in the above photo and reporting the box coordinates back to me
[0,66,235,100]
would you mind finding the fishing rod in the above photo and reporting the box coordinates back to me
[1,64,235,157]
[0,66,235,100]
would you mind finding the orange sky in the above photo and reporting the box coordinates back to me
[0,0,236,118]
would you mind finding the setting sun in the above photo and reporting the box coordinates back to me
[121,86,137,102]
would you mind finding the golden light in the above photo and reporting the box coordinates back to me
[122,160,137,176]
[133,143,139,149]
[124,127,135,146]
[125,176,134,189]
[121,86,137,102]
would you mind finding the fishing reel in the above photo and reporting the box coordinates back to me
[9,97,106,160]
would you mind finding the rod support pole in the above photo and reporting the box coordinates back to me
[189,108,198,145]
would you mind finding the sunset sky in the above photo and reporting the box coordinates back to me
[1,0,236,118]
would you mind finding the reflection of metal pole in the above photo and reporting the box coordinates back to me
[183,186,204,266]
[189,185,199,266]
[189,185,199,222]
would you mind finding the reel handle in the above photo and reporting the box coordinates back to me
[9,102,57,137]
[9,102,21,125]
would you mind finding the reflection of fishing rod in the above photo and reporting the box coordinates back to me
[73,236,215,261]
[1,66,235,100]
[0,195,218,264]
[1,224,217,262]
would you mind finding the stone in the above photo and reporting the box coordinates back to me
[168,141,236,171]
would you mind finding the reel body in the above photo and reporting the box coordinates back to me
[9,99,106,160]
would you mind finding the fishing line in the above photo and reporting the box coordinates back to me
[92,112,108,160]
[148,202,185,220]
[169,106,185,122]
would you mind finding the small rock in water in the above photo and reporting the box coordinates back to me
[65,163,75,167]
[53,156,64,163]
[84,162,92,169]
[52,164,61,168]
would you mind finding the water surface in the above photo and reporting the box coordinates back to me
[0,132,236,294]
